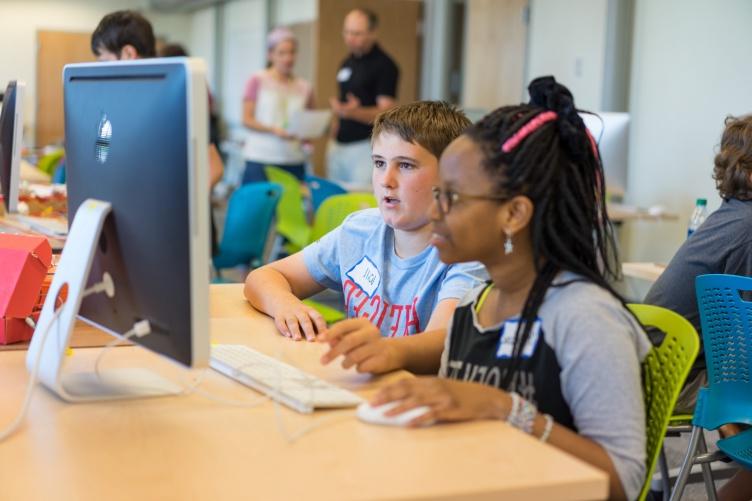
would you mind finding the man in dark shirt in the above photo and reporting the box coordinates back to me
[327,8,399,187]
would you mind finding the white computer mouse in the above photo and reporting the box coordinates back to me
[356,401,434,427]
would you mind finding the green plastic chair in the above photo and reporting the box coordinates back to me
[628,304,700,501]
[37,149,65,176]
[310,192,377,242]
[264,165,310,254]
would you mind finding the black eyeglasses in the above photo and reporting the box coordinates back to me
[431,186,508,215]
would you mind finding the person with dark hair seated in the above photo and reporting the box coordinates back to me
[158,43,188,58]
[91,10,156,60]
[91,10,223,256]
[322,77,651,500]
[645,114,752,501]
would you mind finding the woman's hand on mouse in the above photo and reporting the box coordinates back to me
[370,377,512,426]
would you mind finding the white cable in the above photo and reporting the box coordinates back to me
[182,368,269,408]
[93,320,151,379]
[270,339,351,444]
[0,308,62,443]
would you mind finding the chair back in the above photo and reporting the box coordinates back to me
[37,149,65,176]
[694,274,752,429]
[628,304,699,501]
[213,182,281,271]
[305,175,347,213]
[310,193,377,243]
[264,166,310,250]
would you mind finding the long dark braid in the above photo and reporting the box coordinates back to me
[466,76,623,389]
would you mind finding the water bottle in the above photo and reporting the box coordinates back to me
[687,198,708,238]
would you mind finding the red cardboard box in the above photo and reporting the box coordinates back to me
[0,234,52,344]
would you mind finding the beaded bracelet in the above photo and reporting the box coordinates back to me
[518,398,537,434]
[507,391,521,425]
[506,392,537,435]
[540,414,554,442]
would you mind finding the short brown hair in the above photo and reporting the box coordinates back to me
[372,101,470,159]
[713,114,752,200]
[91,10,156,58]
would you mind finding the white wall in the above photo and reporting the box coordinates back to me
[219,0,267,128]
[0,0,193,145]
[624,0,752,263]
[189,7,218,92]
[526,0,608,111]
[272,0,317,26]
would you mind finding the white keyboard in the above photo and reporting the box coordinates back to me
[210,344,363,414]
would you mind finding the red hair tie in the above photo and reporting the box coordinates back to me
[501,111,558,153]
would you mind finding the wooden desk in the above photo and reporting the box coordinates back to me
[607,203,678,223]
[0,285,608,501]
[0,214,66,251]
[622,262,667,283]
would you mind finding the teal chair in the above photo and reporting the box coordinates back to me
[628,304,700,501]
[305,175,347,213]
[213,182,281,280]
[670,274,752,500]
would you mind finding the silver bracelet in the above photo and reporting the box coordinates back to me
[507,392,521,425]
[540,414,554,442]
[506,392,537,434]
[518,398,537,434]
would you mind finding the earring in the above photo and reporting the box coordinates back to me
[504,232,514,255]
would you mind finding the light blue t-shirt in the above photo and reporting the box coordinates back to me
[302,208,488,337]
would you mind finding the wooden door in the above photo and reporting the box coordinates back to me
[312,0,423,175]
[36,31,96,147]
[462,0,528,110]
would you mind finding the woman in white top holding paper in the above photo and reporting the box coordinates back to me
[242,27,315,183]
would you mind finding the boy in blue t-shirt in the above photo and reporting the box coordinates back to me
[244,101,487,373]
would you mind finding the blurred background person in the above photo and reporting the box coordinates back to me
[327,8,398,187]
[241,27,314,184]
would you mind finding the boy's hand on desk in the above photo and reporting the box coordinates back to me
[370,378,512,427]
[272,299,327,342]
[319,318,403,374]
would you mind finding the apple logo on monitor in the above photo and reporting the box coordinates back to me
[95,113,112,164]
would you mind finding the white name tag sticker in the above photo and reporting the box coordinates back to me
[337,67,352,82]
[346,256,381,297]
[496,318,542,359]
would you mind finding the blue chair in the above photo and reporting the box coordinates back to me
[213,182,281,280]
[305,175,347,213]
[52,163,66,184]
[670,274,752,500]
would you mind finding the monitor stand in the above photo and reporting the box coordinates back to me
[26,199,182,402]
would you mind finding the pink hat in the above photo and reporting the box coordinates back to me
[267,27,296,50]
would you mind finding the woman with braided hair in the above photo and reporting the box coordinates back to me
[365,77,652,500]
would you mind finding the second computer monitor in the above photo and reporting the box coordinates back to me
[0,80,25,213]
[581,112,630,195]
[63,59,210,368]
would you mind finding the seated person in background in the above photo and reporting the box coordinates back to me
[336,77,651,500]
[244,101,487,342]
[645,114,752,501]
[241,27,314,183]
[92,10,224,256]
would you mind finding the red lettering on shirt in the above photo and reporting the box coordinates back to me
[341,280,421,336]
[389,305,405,337]
[403,296,421,336]
[368,295,382,322]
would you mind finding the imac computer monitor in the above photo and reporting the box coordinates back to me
[62,59,210,369]
[0,80,25,213]
[580,112,630,195]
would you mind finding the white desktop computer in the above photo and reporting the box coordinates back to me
[26,58,210,401]
[580,112,630,195]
